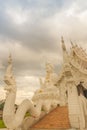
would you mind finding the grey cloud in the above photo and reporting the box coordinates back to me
[1,0,87,102]
[0,12,59,53]
[1,0,87,100]
[0,0,83,58]
[0,0,73,49]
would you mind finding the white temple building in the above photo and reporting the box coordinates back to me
[3,38,87,130]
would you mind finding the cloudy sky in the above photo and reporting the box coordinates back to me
[0,0,87,104]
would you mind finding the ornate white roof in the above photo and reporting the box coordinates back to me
[71,44,87,62]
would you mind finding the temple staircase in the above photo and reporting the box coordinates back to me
[30,106,71,129]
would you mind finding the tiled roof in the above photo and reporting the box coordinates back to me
[31,106,71,129]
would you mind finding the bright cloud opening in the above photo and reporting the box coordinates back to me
[6,7,28,25]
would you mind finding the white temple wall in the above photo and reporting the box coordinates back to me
[59,81,67,106]
[67,82,85,129]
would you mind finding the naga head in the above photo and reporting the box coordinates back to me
[4,54,16,93]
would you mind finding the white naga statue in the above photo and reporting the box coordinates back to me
[3,55,59,130]
[3,37,87,130]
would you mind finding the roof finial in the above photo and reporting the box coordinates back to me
[61,36,66,51]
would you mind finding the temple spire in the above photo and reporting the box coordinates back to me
[8,53,12,64]
[70,40,74,47]
[61,37,68,63]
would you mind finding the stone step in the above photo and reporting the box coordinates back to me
[31,106,71,129]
